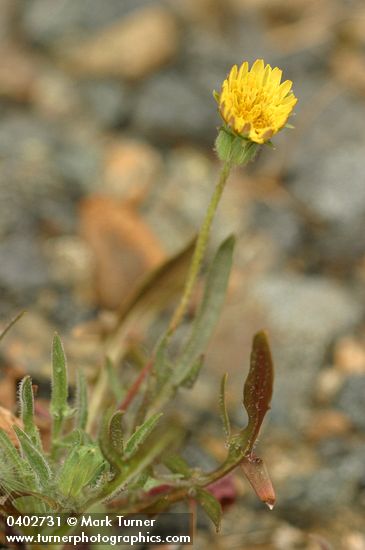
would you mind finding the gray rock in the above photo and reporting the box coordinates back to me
[132,70,216,144]
[336,375,365,431]
[79,79,131,128]
[280,443,365,524]
[293,144,365,225]
[250,274,362,430]
[0,112,62,235]
[288,93,365,266]
[0,235,49,296]
[53,136,101,195]
[251,202,303,256]
[21,0,153,45]
[0,112,101,236]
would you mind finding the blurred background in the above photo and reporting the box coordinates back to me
[1,0,365,548]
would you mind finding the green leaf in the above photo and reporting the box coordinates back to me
[51,333,70,439]
[0,429,35,486]
[241,331,274,453]
[124,413,162,458]
[59,428,88,448]
[101,425,182,500]
[75,369,88,430]
[106,356,125,402]
[173,236,235,386]
[109,411,124,453]
[154,336,172,387]
[14,426,52,490]
[212,90,220,102]
[59,444,104,498]
[0,310,25,343]
[163,454,191,479]
[195,488,222,532]
[219,373,231,442]
[180,355,204,389]
[99,410,123,473]
[19,376,42,448]
[116,237,197,327]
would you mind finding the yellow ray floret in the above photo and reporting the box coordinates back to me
[217,59,297,144]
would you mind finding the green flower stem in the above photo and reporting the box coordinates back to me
[106,441,249,514]
[167,161,232,336]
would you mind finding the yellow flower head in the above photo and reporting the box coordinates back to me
[216,59,297,144]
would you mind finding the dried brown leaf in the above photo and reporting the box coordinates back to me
[240,453,275,509]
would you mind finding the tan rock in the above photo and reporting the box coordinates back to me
[341,532,365,550]
[103,139,162,204]
[315,368,343,404]
[79,195,165,310]
[305,409,352,441]
[0,44,39,101]
[63,6,179,80]
[332,50,365,97]
[0,406,23,447]
[169,0,222,26]
[3,312,54,377]
[334,336,365,374]
[273,524,305,549]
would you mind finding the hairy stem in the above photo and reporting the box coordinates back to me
[167,161,232,336]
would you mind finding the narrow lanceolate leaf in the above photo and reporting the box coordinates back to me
[173,236,235,386]
[104,426,181,501]
[219,373,231,442]
[154,336,172,387]
[116,238,196,327]
[180,355,204,389]
[19,376,42,448]
[0,310,25,343]
[99,411,123,473]
[240,454,275,509]
[106,356,125,402]
[51,333,70,437]
[124,413,162,458]
[109,411,124,453]
[0,429,35,484]
[75,369,88,430]
[242,331,274,453]
[14,426,52,489]
[163,454,191,479]
[195,488,222,533]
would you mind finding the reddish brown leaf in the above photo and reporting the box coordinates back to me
[243,330,274,452]
[240,453,275,509]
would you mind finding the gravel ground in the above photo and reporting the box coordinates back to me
[1,1,365,548]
